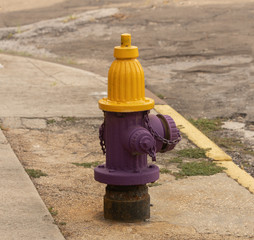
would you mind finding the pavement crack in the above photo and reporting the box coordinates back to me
[26,59,68,85]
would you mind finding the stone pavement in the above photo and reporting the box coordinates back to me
[0,53,254,239]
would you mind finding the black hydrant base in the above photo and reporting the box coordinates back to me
[104,184,150,222]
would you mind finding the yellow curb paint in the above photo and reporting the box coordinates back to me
[155,104,254,194]
[217,161,254,194]
[154,105,232,161]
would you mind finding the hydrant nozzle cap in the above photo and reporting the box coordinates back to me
[114,33,139,59]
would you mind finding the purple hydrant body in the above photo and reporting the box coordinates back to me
[94,33,181,221]
[94,110,180,185]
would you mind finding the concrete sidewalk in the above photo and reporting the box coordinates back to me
[0,53,254,240]
[0,129,65,240]
[0,53,106,239]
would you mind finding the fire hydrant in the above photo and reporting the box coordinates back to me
[94,33,181,222]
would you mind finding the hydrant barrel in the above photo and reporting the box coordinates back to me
[94,111,160,186]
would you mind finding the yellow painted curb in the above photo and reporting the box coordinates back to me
[155,104,254,194]
[154,105,232,161]
[218,161,254,194]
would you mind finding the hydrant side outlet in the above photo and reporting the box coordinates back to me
[94,33,181,222]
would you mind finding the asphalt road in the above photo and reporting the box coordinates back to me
[1,0,254,120]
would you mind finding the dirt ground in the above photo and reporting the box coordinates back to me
[3,117,253,240]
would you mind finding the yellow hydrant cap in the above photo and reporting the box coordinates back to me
[114,33,139,59]
[99,33,154,112]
